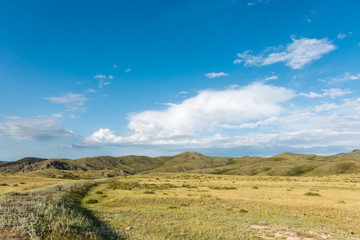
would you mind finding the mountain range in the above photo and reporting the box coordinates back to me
[1,150,359,178]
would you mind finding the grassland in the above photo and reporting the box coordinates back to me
[82,174,360,240]
[1,173,359,239]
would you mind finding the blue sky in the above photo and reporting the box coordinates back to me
[1,0,360,161]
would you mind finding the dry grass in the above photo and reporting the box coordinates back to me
[1,173,360,239]
[83,174,360,239]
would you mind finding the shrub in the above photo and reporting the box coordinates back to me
[85,199,99,204]
[0,183,8,186]
[95,191,103,194]
[143,191,155,194]
[304,192,321,196]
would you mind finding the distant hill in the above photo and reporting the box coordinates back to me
[1,150,359,177]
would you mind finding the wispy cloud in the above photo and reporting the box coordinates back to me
[337,33,347,40]
[125,68,131,73]
[328,72,360,84]
[0,116,73,141]
[98,80,111,89]
[113,65,118,69]
[205,72,229,79]
[44,93,88,111]
[263,75,278,82]
[300,88,352,99]
[234,37,336,69]
[93,74,107,79]
[247,0,270,6]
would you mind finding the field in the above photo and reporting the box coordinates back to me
[1,173,359,239]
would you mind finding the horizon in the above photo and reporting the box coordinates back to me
[1,0,360,161]
[6,148,360,162]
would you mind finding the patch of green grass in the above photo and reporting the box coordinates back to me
[85,199,99,204]
[304,192,321,196]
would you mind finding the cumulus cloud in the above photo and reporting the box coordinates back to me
[300,88,351,98]
[205,72,229,78]
[83,83,294,145]
[234,37,336,69]
[44,93,88,111]
[79,84,360,153]
[0,116,73,141]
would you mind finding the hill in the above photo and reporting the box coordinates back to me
[0,150,359,177]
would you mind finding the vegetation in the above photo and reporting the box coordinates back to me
[0,150,359,239]
[0,179,123,239]
[81,174,360,239]
[1,150,360,178]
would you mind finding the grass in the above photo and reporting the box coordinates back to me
[82,174,360,239]
[1,173,360,239]
[0,179,124,239]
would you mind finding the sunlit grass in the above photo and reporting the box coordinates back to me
[83,174,360,239]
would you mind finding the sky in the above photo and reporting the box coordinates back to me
[1,0,360,161]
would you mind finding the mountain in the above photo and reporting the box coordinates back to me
[0,150,359,177]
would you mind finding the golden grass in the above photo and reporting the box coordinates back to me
[1,173,359,239]
[83,174,360,239]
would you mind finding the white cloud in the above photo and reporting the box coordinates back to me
[108,75,114,79]
[44,93,88,111]
[113,65,118,68]
[234,37,336,69]
[337,33,347,39]
[205,72,229,78]
[0,116,73,141]
[93,74,107,79]
[263,75,278,82]
[84,83,294,145]
[80,89,360,153]
[125,68,131,73]
[98,80,111,89]
[86,88,97,93]
[178,91,188,95]
[300,88,351,98]
[327,72,360,84]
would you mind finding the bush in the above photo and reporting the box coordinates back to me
[304,192,321,196]
[143,191,155,194]
[85,199,99,204]
[0,183,8,186]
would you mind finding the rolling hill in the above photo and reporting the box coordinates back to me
[0,150,359,177]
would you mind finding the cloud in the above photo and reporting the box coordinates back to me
[300,88,351,98]
[108,75,114,79]
[247,0,270,6]
[0,116,73,141]
[263,75,278,82]
[98,80,111,89]
[234,37,336,69]
[78,86,360,154]
[93,74,107,79]
[44,93,88,111]
[113,65,118,68]
[327,72,360,84]
[83,83,294,145]
[86,88,97,93]
[125,68,131,73]
[337,33,347,39]
[205,72,229,78]
[178,91,188,95]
